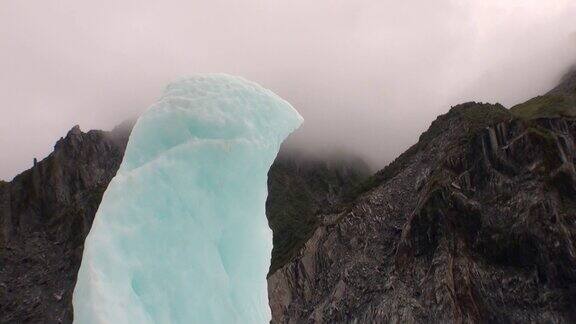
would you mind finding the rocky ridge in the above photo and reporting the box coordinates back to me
[0,123,131,323]
[268,72,576,323]
[0,121,367,323]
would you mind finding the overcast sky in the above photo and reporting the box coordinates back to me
[1,0,576,180]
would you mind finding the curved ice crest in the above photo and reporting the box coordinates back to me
[73,74,303,323]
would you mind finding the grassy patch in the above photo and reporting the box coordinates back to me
[510,94,576,119]
[266,168,317,275]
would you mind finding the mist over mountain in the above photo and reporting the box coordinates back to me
[4,1,576,323]
[270,65,576,324]
[3,62,576,323]
[2,0,576,179]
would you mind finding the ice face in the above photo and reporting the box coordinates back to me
[72,74,303,323]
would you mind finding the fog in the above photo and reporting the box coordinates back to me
[1,0,576,180]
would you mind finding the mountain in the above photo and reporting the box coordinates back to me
[267,151,370,274]
[2,69,576,323]
[268,71,576,322]
[0,121,368,323]
[0,123,132,323]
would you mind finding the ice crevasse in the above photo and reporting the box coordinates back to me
[72,74,303,323]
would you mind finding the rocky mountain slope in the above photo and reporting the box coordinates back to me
[0,122,368,323]
[2,69,576,323]
[268,72,576,323]
[267,152,370,274]
[0,123,132,323]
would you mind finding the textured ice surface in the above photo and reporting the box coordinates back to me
[72,74,303,323]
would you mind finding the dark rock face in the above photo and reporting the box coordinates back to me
[0,123,131,323]
[0,122,367,323]
[267,153,370,274]
[268,103,576,323]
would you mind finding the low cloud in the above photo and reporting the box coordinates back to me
[1,0,575,179]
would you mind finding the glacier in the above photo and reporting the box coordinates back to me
[72,74,303,323]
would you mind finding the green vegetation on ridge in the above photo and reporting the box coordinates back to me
[510,94,576,119]
[266,155,369,275]
[511,69,576,119]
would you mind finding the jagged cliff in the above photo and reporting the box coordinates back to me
[0,123,131,323]
[268,72,576,323]
[0,122,367,323]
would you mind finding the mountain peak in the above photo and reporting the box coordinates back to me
[67,125,82,136]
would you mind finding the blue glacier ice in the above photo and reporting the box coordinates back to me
[72,74,303,323]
